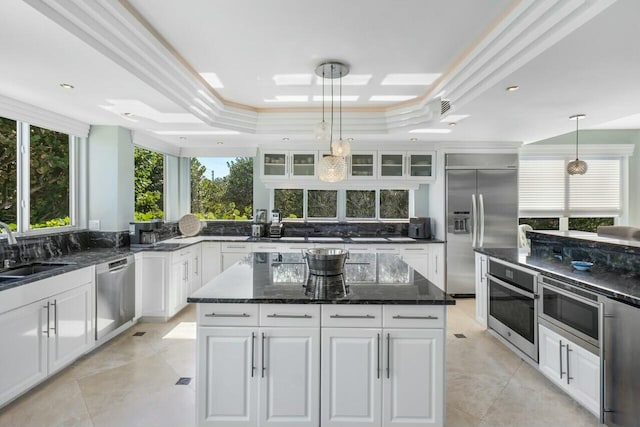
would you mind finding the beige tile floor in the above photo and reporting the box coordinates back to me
[0,299,602,427]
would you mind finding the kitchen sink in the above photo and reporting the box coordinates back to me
[0,262,75,278]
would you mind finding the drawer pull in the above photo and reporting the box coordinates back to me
[266,313,312,319]
[403,248,425,251]
[392,315,439,320]
[204,312,251,318]
[330,314,375,319]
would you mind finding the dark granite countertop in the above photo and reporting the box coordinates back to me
[188,252,454,305]
[0,248,133,293]
[475,247,640,307]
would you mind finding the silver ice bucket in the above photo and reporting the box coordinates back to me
[303,248,349,276]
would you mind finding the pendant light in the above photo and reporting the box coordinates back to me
[313,68,330,142]
[331,72,351,156]
[316,62,349,182]
[567,114,588,175]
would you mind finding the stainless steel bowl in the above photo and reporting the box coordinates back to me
[304,248,349,276]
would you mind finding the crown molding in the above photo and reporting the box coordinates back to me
[24,0,616,135]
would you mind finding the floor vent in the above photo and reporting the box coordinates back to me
[133,332,146,336]
[176,377,192,385]
[454,333,467,339]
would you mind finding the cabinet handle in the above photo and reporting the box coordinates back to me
[566,344,573,384]
[261,333,266,378]
[376,248,395,251]
[266,313,312,319]
[204,312,251,318]
[403,248,425,251]
[250,332,256,377]
[329,314,375,319]
[226,245,247,249]
[43,301,50,337]
[195,257,199,275]
[559,340,565,380]
[258,246,278,250]
[51,300,57,334]
[377,333,381,379]
[392,315,438,320]
[386,333,391,379]
[435,255,438,274]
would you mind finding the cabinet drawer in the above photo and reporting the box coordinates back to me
[383,305,444,328]
[221,242,251,253]
[198,303,259,326]
[260,304,320,327]
[322,305,382,327]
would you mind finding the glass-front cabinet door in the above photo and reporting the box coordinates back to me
[378,153,405,179]
[291,152,317,178]
[408,152,435,180]
[262,151,288,179]
[349,152,376,179]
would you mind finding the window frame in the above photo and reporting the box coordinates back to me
[4,119,78,235]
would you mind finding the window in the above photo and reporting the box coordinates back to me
[307,190,337,218]
[190,157,253,220]
[274,189,303,219]
[134,147,164,221]
[519,218,560,230]
[346,190,375,219]
[380,190,409,219]
[568,217,614,233]
[0,116,75,233]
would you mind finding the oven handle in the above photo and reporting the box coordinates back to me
[487,274,537,299]
[540,282,600,308]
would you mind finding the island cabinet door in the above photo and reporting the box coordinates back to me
[321,328,382,427]
[258,327,320,427]
[197,327,259,427]
[382,329,444,427]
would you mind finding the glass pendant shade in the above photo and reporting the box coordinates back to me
[314,121,330,141]
[567,159,588,175]
[318,155,346,182]
[331,139,351,157]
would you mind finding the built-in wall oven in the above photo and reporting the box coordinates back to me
[487,259,540,362]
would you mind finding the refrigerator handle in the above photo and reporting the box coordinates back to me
[471,194,477,248]
[479,194,485,247]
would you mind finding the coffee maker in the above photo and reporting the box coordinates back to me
[269,209,284,238]
[129,220,163,246]
[408,217,432,239]
[252,209,269,237]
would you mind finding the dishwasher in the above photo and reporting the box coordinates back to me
[95,255,135,340]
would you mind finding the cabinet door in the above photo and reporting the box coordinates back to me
[428,245,444,291]
[291,152,317,179]
[197,327,258,427]
[474,253,488,327]
[321,328,381,427]
[349,152,376,179]
[382,329,443,427]
[48,283,94,374]
[566,341,600,416]
[407,153,434,180]
[538,324,567,389]
[262,152,289,179]
[378,153,405,179]
[140,253,169,317]
[259,327,319,427]
[202,242,222,284]
[401,246,430,283]
[169,261,188,317]
[0,300,48,405]
[191,244,202,292]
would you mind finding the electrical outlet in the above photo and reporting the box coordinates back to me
[89,220,100,230]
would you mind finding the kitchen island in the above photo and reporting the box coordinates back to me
[188,251,454,427]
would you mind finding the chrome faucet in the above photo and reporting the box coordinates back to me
[0,221,18,245]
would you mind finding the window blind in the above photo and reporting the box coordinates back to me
[519,157,622,217]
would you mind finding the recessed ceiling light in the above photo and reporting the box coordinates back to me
[448,122,457,127]
[409,128,452,134]
[506,85,520,92]
[282,137,290,141]
[273,74,312,86]
[410,137,418,142]
[59,83,74,89]
[312,95,359,102]
[369,95,417,102]
[200,72,224,88]
[153,130,240,135]
[315,74,372,86]
[179,136,187,140]
[122,112,133,117]
[264,95,309,103]
[216,141,224,145]
[381,73,441,86]
[347,137,354,142]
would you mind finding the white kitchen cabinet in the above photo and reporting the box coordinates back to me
[261,151,289,179]
[222,242,253,271]
[349,152,377,179]
[201,242,222,285]
[191,243,203,292]
[378,153,405,179]
[378,152,435,181]
[290,151,318,179]
[259,327,320,427]
[0,269,94,407]
[474,253,488,328]
[406,152,434,180]
[138,251,170,318]
[47,282,94,374]
[383,329,443,427]
[538,324,600,416]
[427,244,444,291]
[321,328,381,427]
[399,244,444,291]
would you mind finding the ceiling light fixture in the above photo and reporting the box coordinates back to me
[506,85,520,92]
[282,137,290,141]
[315,62,350,182]
[59,83,74,89]
[216,141,224,145]
[567,114,588,175]
[448,122,457,127]
[410,138,418,142]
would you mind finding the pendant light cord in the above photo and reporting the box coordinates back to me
[575,118,579,159]
[329,64,334,151]
[339,69,343,141]
[321,68,325,123]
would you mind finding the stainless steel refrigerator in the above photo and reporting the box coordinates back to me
[445,153,518,295]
